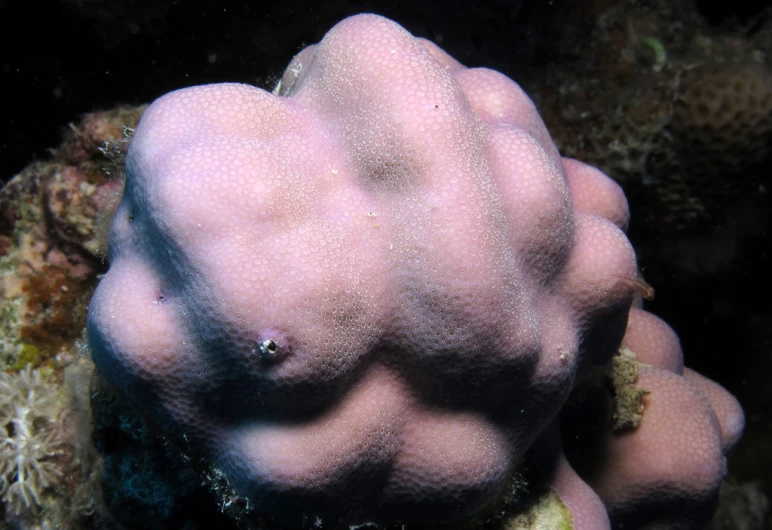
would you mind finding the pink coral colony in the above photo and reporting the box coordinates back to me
[88,14,743,529]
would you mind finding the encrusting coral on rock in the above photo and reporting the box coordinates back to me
[0,105,144,529]
[0,105,142,372]
[88,14,744,529]
[531,0,772,238]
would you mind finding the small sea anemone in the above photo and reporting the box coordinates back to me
[0,366,64,514]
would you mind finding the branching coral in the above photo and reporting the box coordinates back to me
[0,366,63,514]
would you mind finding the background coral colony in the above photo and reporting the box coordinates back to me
[0,1,770,529]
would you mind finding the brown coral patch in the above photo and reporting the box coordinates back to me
[672,62,772,175]
[19,267,96,364]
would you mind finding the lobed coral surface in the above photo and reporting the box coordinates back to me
[87,14,743,529]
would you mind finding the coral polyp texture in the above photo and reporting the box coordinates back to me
[87,14,743,529]
[0,367,63,515]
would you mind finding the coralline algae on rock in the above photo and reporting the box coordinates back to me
[87,14,743,529]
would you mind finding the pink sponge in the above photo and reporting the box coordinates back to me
[88,14,742,527]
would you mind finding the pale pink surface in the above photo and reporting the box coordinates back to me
[565,303,744,529]
[563,157,630,230]
[88,14,742,527]
[588,367,726,529]
[552,453,611,530]
[537,423,611,529]
[684,368,745,450]
[623,306,684,374]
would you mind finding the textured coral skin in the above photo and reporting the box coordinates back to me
[564,307,744,529]
[88,14,743,528]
